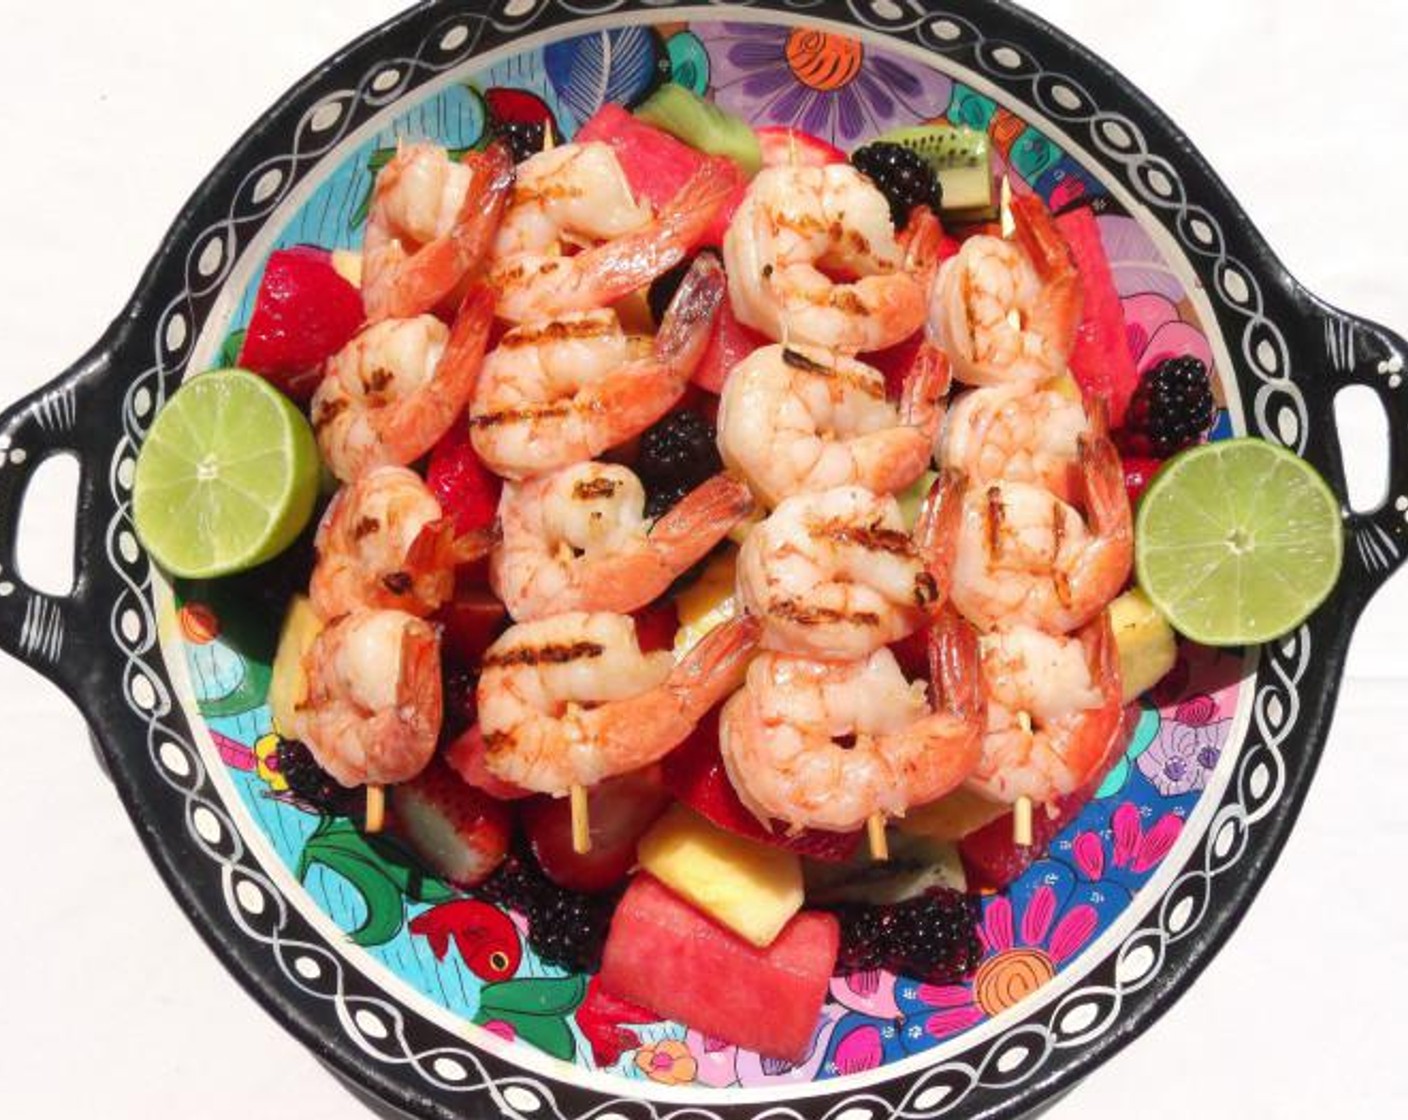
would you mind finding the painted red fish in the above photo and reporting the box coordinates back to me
[409,900,522,982]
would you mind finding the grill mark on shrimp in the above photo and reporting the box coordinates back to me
[809,515,914,556]
[499,317,617,349]
[481,640,606,669]
[782,348,885,399]
[573,477,620,501]
[313,397,348,431]
[772,597,882,628]
[985,487,1006,556]
[381,571,413,595]
[352,517,381,541]
[469,403,572,428]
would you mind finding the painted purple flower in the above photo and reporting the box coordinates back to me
[696,23,952,147]
[1138,716,1231,796]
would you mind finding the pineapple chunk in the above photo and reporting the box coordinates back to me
[897,786,1008,842]
[637,805,803,948]
[895,470,939,530]
[1110,588,1178,702]
[330,249,363,288]
[674,546,739,655]
[1043,371,1084,403]
[267,595,324,735]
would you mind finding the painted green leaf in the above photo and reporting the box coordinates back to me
[218,328,247,369]
[477,975,587,1018]
[196,658,272,719]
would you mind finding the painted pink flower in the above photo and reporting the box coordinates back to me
[1121,291,1216,382]
[1072,803,1185,880]
[830,970,902,1019]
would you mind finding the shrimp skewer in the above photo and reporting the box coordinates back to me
[946,431,1132,634]
[362,143,515,323]
[476,612,760,797]
[963,611,1125,807]
[292,609,443,789]
[491,155,734,324]
[717,613,984,835]
[492,462,754,622]
[928,191,1083,387]
[717,342,949,508]
[470,255,725,479]
[725,165,938,353]
[737,472,964,660]
[314,285,496,482]
[310,466,494,620]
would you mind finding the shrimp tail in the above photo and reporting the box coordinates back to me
[1009,190,1083,354]
[929,606,985,725]
[667,613,762,721]
[369,621,443,783]
[1084,393,1110,440]
[649,474,755,560]
[899,342,952,437]
[655,252,727,368]
[915,467,967,608]
[1083,609,1123,705]
[574,159,735,305]
[451,524,500,565]
[1077,431,1132,540]
[900,205,945,286]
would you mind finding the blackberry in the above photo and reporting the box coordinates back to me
[1121,356,1216,458]
[833,888,982,984]
[647,252,711,326]
[634,410,723,519]
[481,856,618,973]
[276,739,361,816]
[851,143,944,228]
[441,663,478,743]
[494,120,558,165]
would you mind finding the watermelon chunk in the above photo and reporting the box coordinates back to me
[599,874,839,1061]
[576,105,744,247]
[693,295,769,393]
[1055,207,1140,427]
[662,710,862,863]
[755,125,846,168]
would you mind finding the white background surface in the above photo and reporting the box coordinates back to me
[0,2,1405,1116]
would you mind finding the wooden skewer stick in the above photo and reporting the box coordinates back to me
[1013,796,1034,848]
[570,784,592,854]
[365,784,386,834]
[867,813,890,862]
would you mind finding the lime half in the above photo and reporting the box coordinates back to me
[1135,438,1344,646]
[134,369,320,579]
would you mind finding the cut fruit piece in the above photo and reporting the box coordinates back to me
[632,599,680,654]
[673,546,740,653]
[873,124,995,221]
[1122,455,1164,507]
[661,709,863,863]
[1135,439,1344,645]
[804,833,967,905]
[692,294,770,393]
[238,246,365,402]
[443,727,534,802]
[598,873,839,1062]
[1054,206,1141,426]
[895,469,940,531]
[898,785,1010,843]
[267,595,324,737]
[637,804,803,947]
[393,759,513,888]
[436,589,507,669]
[426,420,502,536]
[635,83,763,177]
[755,125,846,168]
[1109,588,1179,702]
[523,772,672,894]
[133,369,321,579]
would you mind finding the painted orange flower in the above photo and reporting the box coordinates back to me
[634,1039,698,1086]
[254,732,289,792]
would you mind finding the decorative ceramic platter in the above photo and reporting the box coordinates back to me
[0,3,1403,1119]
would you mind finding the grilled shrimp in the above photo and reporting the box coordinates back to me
[313,286,495,482]
[928,192,1082,387]
[476,612,760,796]
[310,466,494,620]
[946,432,1133,634]
[724,163,939,352]
[717,342,948,508]
[965,611,1125,805]
[737,473,963,660]
[717,617,984,834]
[362,142,514,323]
[491,462,754,622]
[940,385,1103,503]
[292,609,442,787]
[469,256,724,479]
[490,147,733,323]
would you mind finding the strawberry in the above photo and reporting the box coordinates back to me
[662,710,862,863]
[239,246,364,401]
[1122,455,1164,507]
[862,331,927,401]
[755,125,846,168]
[393,759,513,888]
[632,599,679,654]
[444,727,535,802]
[522,771,672,893]
[890,628,932,683]
[437,588,507,668]
[575,975,653,1067]
[427,421,502,536]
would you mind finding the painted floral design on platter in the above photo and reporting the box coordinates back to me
[184,20,1241,1089]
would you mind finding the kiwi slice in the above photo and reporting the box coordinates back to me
[803,835,968,905]
[875,124,996,222]
[635,83,763,177]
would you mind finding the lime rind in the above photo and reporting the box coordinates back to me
[133,369,319,580]
[1134,438,1344,646]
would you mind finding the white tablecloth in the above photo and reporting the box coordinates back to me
[1,2,1404,1115]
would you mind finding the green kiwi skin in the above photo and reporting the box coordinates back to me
[635,83,763,177]
[875,124,997,220]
